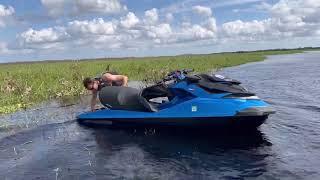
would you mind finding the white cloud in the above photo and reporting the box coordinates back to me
[0,4,15,27]
[21,0,319,54]
[166,13,174,22]
[0,4,14,16]
[192,5,212,17]
[67,18,117,36]
[75,0,127,14]
[20,27,69,44]
[181,24,215,40]
[17,27,69,51]
[15,5,220,53]
[0,41,9,54]
[161,0,263,15]
[222,20,267,37]
[161,21,217,44]
[40,0,65,17]
[120,12,140,29]
[221,0,320,41]
[231,2,272,14]
[41,0,126,17]
[144,8,159,24]
[3,0,320,62]
[271,0,320,24]
[206,17,217,32]
[18,18,121,51]
[255,2,272,11]
[0,41,35,55]
[145,23,172,43]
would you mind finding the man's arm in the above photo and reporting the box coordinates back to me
[91,90,98,111]
[122,75,128,86]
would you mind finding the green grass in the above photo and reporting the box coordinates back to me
[0,49,303,114]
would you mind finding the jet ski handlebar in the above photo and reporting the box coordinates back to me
[167,69,193,76]
[161,69,194,82]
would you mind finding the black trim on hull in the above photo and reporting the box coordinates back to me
[77,115,269,129]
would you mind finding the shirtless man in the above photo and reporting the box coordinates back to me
[83,72,128,111]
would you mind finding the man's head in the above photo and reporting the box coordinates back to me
[83,77,98,90]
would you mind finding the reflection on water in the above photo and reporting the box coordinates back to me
[92,128,271,179]
[0,120,271,179]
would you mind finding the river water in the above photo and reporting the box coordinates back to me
[0,52,319,179]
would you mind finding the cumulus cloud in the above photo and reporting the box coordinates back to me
[179,24,215,42]
[67,18,117,36]
[20,27,69,44]
[144,8,159,24]
[142,7,217,44]
[206,17,218,32]
[145,23,172,43]
[222,20,267,37]
[0,41,9,54]
[0,41,35,55]
[165,13,174,22]
[0,4,15,27]
[28,0,314,53]
[18,27,69,51]
[17,4,219,52]
[192,5,212,17]
[0,4,14,17]
[40,0,65,17]
[18,18,120,51]
[221,0,320,41]
[75,0,127,14]
[255,2,272,11]
[120,12,140,29]
[41,0,127,17]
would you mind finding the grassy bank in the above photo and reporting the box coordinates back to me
[0,49,303,114]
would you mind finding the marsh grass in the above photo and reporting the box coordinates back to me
[0,50,303,114]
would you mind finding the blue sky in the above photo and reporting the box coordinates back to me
[0,0,319,62]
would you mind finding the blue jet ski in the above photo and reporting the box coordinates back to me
[77,69,275,129]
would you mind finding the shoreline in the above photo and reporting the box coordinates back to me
[1,47,319,65]
[0,49,309,114]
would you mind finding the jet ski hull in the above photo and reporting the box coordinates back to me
[77,106,274,129]
[78,115,269,129]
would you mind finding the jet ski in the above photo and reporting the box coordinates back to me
[77,69,275,129]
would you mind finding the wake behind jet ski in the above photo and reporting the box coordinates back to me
[77,69,275,129]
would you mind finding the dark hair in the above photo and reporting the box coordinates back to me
[83,77,93,88]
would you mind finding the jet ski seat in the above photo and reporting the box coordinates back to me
[140,84,173,101]
[197,74,255,95]
[98,86,158,112]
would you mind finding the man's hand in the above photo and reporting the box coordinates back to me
[123,76,128,86]
[91,91,98,111]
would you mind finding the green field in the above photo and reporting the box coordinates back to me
[0,49,305,114]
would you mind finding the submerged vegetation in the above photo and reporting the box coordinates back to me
[0,49,305,114]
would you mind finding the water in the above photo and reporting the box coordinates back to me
[1,52,320,179]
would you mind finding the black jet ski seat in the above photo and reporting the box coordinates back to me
[98,86,159,112]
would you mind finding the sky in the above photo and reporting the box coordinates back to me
[0,0,319,62]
